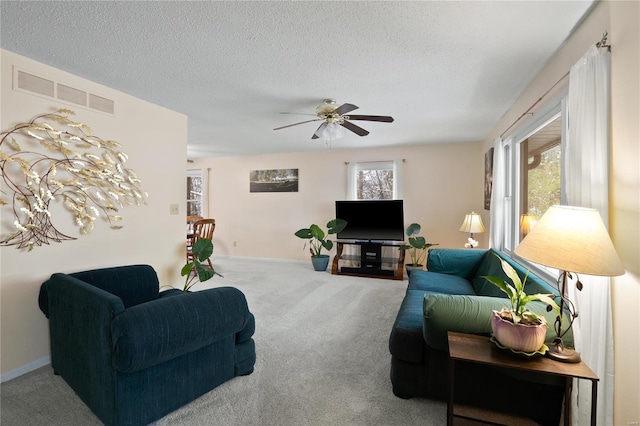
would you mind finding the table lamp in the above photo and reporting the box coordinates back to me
[519,213,537,236]
[514,205,624,362]
[459,211,486,248]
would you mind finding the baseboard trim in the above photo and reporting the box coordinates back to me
[1,356,51,383]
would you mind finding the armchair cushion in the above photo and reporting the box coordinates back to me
[71,264,160,308]
[111,287,251,374]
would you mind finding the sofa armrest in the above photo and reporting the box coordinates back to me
[423,293,505,351]
[111,286,252,373]
[426,248,487,278]
[423,293,573,352]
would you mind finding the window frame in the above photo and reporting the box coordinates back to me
[347,160,403,200]
[187,169,207,217]
[502,91,567,281]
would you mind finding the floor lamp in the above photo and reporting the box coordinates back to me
[514,205,624,362]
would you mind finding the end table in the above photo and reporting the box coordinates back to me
[447,331,599,426]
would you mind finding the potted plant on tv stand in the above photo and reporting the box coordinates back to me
[295,219,347,271]
[399,223,438,277]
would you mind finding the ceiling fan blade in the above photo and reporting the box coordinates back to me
[312,122,327,139]
[273,118,321,131]
[346,115,394,123]
[279,112,318,117]
[340,120,370,137]
[334,103,359,116]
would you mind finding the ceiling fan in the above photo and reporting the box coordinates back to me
[274,99,394,140]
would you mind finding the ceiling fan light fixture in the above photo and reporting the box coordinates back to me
[322,122,345,141]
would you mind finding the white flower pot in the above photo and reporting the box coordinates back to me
[491,309,546,353]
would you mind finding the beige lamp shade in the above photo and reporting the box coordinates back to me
[459,211,487,234]
[515,205,624,276]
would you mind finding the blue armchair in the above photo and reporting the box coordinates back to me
[38,264,256,426]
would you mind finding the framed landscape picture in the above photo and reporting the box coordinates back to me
[250,168,299,193]
[484,148,494,210]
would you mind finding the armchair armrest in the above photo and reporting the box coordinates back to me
[111,286,252,373]
[39,273,126,386]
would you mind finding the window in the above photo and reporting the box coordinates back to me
[187,170,204,216]
[347,160,403,200]
[517,115,562,242]
[502,94,566,258]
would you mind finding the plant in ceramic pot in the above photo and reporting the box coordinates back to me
[180,238,222,291]
[483,254,560,353]
[294,219,347,271]
[399,223,438,276]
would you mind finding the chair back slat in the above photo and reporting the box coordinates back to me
[191,219,215,246]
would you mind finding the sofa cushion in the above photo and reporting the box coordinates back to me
[426,248,487,278]
[471,249,557,297]
[409,270,476,295]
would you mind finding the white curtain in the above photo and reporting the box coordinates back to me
[566,45,613,426]
[489,137,505,249]
[393,159,404,200]
[346,162,358,200]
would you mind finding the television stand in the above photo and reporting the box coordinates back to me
[331,240,405,280]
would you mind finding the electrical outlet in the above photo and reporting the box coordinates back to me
[628,422,638,426]
[169,204,179,215]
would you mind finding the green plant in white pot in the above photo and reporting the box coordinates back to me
[399,223,438,276]
[294,219,347,271]
[483,254,560,353]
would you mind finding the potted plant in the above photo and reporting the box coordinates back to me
[399,223,438,276]
[180,238,222,291]
[294,219,347,271]
[483,254,560,353]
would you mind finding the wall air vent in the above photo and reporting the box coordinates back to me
[89,94,115,114]
[57,84,87,106]
[17,71,55,97]
[13,66,115,116]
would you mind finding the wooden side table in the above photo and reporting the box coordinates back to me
[447,331,599,426]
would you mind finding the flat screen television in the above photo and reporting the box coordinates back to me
[335,200,404,241]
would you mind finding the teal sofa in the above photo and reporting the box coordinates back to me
[389,248,572,425]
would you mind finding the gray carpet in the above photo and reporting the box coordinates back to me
[1,256,445,425]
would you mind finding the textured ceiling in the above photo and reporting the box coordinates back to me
[1,1,595,158]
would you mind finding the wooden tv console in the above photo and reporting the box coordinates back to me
[331,240,405,280]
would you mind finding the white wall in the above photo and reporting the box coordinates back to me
[0,50,188,378]
[481,1,640,423]
[192,142,486,262]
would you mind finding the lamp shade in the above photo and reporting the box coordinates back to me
[515,205,624,276]
[459,211,487,234]
[519,213,537,235]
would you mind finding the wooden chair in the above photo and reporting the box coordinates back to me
[186,215,204,247]
[187,218,215,268]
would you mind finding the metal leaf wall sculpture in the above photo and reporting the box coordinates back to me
[0,109,148,251]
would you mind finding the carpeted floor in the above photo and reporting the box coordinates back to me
[1,256,446,425]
